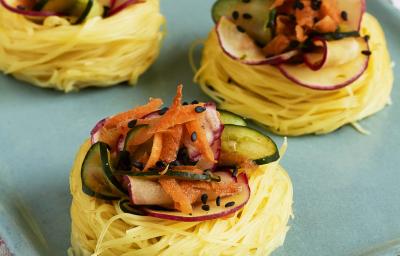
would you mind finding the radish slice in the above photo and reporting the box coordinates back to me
[90,118,107,144]
[304,37,365,71]
[143,173,250,222]
[279,37,370,90]
[124,171,236,207]
[216,16,298,65]
[107,0,142,16]
[337,0,366,32]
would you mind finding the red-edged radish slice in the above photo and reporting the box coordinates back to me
[216,16,298,65]
[143,173,250,222]
[337,0,366,32]
[124,171,237,207]
[304,37,365,71]
[90,118,107,144]
[279,37,370,90]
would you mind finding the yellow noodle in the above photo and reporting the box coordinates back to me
[69,139,293,255]
[0,0,164,92]
[194,14,393,136]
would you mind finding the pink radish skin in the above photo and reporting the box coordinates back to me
[90,118,107,144]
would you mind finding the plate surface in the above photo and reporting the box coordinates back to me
[0,0,399,255]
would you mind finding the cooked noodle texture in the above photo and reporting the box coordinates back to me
[0,0,164,92]
[69,140,293,256]
[194,14,393,136]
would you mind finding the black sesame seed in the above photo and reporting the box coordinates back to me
[242,0,250,3]
[216,196,221,206]
[225,201,235,208]
[255,40,265,48]
[313,17,319,23]
[201,194,208,204]
[242,13,252,19]
[361,50,372,56]
[132,161,144,170]
[127,119,137,128]
[202,204,210,211]
[156,160,166,168]
[341,11,348,21]
[227,77,233,83]
[293,0,304,10]
[311,0,321,11]
[191,132,197,142]
[364,35,370,42]
[191,100,199,104]
[236,25,246,33]
[232,167,238,177]
[206,84,216,91]
[232,11,239,20]
[158,107,169,115]
[195,106,206,113]
[182,101,188,106]
[289,40,300,49]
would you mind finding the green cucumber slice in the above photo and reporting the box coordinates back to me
[120,170,221,182]
[221,124,279,165]
[70,0,103,24]
[218,109,247,126]
[33,0,74,13]
[212,0,275,44]
[124,125,149,152]
[81,142,125,200]
[119,199,146,215]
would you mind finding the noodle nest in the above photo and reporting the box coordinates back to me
[194,14,393,136]
[0,0,164,92]
[69,140,293,256]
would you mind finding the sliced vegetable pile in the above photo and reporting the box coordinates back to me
[212,0,370,90]
[81,85,280,221]
[0,0,143,24]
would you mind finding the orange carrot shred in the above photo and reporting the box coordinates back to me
[143,133,163,171]
[160,125,183,163]
[185,119,215,163]
[159,178,193,214]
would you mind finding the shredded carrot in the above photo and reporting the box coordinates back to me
[185,120,215,163]
[263,34,290,56]
[160,125,183,163]
[105,98,163,129]
[314,15,338,33]
[271,0,285,9]
[159,178,193,214]
[320,0,341,23]
[143,133,163,171]
[179,180,241,197]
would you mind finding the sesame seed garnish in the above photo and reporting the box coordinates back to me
[216,196,221,206]
[293,0,304,10]
[202,204,210,211]
[191,100,199,104]
[156,160,166,168]
[341,11,348,21]
[361,50,372,56]
[132,161,144,170]
[225,201,235,208]
[182,102,188,106]
[201,194,208,204]
[236,25,246,33]
[158,107,169,115]
[195,106,206,113]
[242,13,252,19]
[364,35,370,42]
[191,132,197,142]
[311,0,321,11]
[232,11,239,20]
[127,119,137,128]
[242,0,250,3]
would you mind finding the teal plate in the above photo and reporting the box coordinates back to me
[0,0,399,255]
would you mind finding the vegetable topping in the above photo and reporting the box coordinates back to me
[81,85,280,221]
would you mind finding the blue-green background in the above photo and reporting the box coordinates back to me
[0,0,399,255]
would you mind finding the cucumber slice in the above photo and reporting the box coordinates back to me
[123,125,149,152]
[220,124,279,165]
[212,0,275,44]
[33,0,74,13]
[121,170,221,182]
[81,142,125,200]
[218,109,247,126]
[119,199,146,215]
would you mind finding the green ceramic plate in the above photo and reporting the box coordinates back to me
[0,0,399,255]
